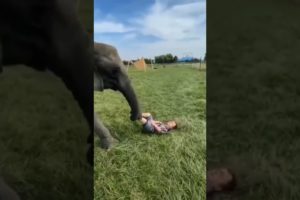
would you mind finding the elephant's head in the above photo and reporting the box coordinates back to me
[94,42,141,121]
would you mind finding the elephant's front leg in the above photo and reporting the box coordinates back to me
[94,112,118,149]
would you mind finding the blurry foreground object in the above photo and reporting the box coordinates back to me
[0,178,20,200]
[207,168,236,196]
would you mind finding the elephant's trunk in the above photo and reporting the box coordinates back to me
[119,79,141,121]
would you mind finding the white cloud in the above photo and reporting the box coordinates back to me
[122,33,137,40]
[94,21,133,33]
[117,36,206,60]
[135,1,206,40]
[155,0,203,6]
[94,1,206,60]
[143,37,205,57]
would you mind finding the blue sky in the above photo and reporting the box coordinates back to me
[94,0,206,60]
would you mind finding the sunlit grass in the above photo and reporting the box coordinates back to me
[94,66,206,200]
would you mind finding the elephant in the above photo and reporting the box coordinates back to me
[94,42,141,149]
[0,0,94,164]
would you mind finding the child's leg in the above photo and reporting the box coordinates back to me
[142,113,151,118]
[140,117,147,125]
[142,113,153,122]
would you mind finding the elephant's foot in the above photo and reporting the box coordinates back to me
[100,137,119,150]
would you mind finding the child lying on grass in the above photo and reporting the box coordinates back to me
[139,112,178,134]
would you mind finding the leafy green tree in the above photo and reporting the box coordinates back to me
[144,58,152,64]
[154,54,178,63]
[174,56,178,63]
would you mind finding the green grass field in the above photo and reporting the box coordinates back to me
[0,66,92,200]
[94,66,206,199]
[208,0,300,199]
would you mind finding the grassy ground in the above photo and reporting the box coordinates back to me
[94,66,206,199]
[208,0,300,199]
[0,66,92,200]
[151,63,205,70]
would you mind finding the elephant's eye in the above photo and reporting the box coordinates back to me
[111,68,120,75]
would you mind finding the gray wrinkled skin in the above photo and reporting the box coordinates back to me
[94,43,141,149]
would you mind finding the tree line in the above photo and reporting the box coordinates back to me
[154,54,178,63]
[123,52,206,65]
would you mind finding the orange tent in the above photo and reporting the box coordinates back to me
[133,58,147,71]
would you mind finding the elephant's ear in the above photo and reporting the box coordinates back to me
[94,73,104,91]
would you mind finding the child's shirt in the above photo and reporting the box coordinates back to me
[142,115,169,134]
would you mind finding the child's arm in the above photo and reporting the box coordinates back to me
[151,121,162,133]
[153,120,162,125]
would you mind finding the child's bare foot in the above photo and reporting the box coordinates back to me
[140,117,147,124]
[141,113,151,118]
